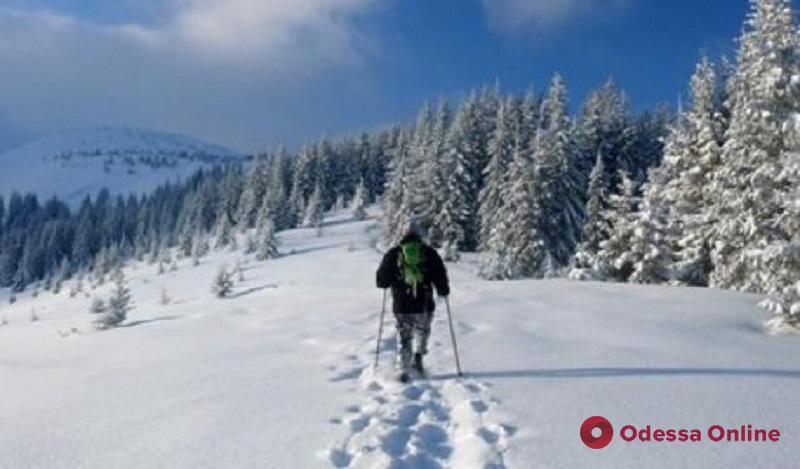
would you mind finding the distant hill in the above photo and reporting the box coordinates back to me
[0,127,245,203]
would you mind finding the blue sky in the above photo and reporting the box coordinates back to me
[0,1,780,152]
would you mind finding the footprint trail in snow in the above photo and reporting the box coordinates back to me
[324,324,516,468]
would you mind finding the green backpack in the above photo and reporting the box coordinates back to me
[399,240,425,297]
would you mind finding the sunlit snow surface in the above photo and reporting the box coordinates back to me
[1,209,798,468]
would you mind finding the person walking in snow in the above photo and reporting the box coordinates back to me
[376,221,450,378]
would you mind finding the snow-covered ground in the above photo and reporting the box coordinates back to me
[0,127,243,203]
[1,210,799,468]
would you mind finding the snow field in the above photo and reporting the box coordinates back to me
[1,209,799,468]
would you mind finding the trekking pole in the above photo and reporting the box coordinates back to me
[444,296,463,377]
[374,289,388,369]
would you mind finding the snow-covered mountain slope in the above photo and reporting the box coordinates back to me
[1,210,799,468]
[0,127,244,203]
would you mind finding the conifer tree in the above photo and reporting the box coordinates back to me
[478,96,517,251]
[570,153,611,279]
[535,74,584,268]
[303,184,325,231]
[594,171,639,281]
[256,219,280,261]
[351,181,368,221]
[708,0,800,306]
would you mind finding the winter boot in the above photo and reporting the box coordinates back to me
[413,352,424,374]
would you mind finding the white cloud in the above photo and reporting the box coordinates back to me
[481,0,630,32]
[0,1,381,150]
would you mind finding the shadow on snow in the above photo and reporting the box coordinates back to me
[429,367,800,381]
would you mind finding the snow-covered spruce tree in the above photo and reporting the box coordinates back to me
[594,171,639,281]
[303,184,325,231]
[432,148,468,262]
[535,74,584,270]
[212,265,234,298]
[430,101,478,254]
[442,93,486,250]
[570,152,612,279]
[191,230,209,266]
[244,232,256,254]
[351,180,368,221]
[213,168,243,249]
[406,103,436,235]
[626,167,674,284]
[481,119,545,279]
[89,297,106,323]
[420,100,452,246]
[576,79,635,192]
[256,219,280,261]
[291,146,317,205]
[266,148,295,231]
[382,130,414,244]
[160,287,171,305]
[53,257,71,294]
[235,154,270,232]
[214,210,233,250]
[478,96,518,251]
[661,56,725,286]
[94,270,132,329]
[707,0,800,316]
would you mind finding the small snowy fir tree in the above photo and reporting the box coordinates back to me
[244,232,257,255]
[256,219,280,261]
[1,316,7,327]
[29,308,39,322]
[160,288,171,306]
[233,261,245,282]
[304,184,325,231]
[351,181,368,221]
[212,265,234,298]
[89,297,107,327]
[53,257,71,294]
[215,211,234,249]
[192,231,210,266]
[97,270,132,329]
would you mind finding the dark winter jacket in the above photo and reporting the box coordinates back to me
[376,233,450,314]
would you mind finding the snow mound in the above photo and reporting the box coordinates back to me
[0,127,244,203]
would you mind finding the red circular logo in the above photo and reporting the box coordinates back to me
[580,416,614,449]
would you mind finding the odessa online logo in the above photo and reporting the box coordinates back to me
[580,416,781,450]
[580,416,614,449]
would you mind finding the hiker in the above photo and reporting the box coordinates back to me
[376,222,450,377]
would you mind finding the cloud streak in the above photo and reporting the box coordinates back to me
[481,0,630,32]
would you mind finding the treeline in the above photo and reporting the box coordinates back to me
[381,77,670,274]
[0,132,397,294]
[572,0,800,329]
